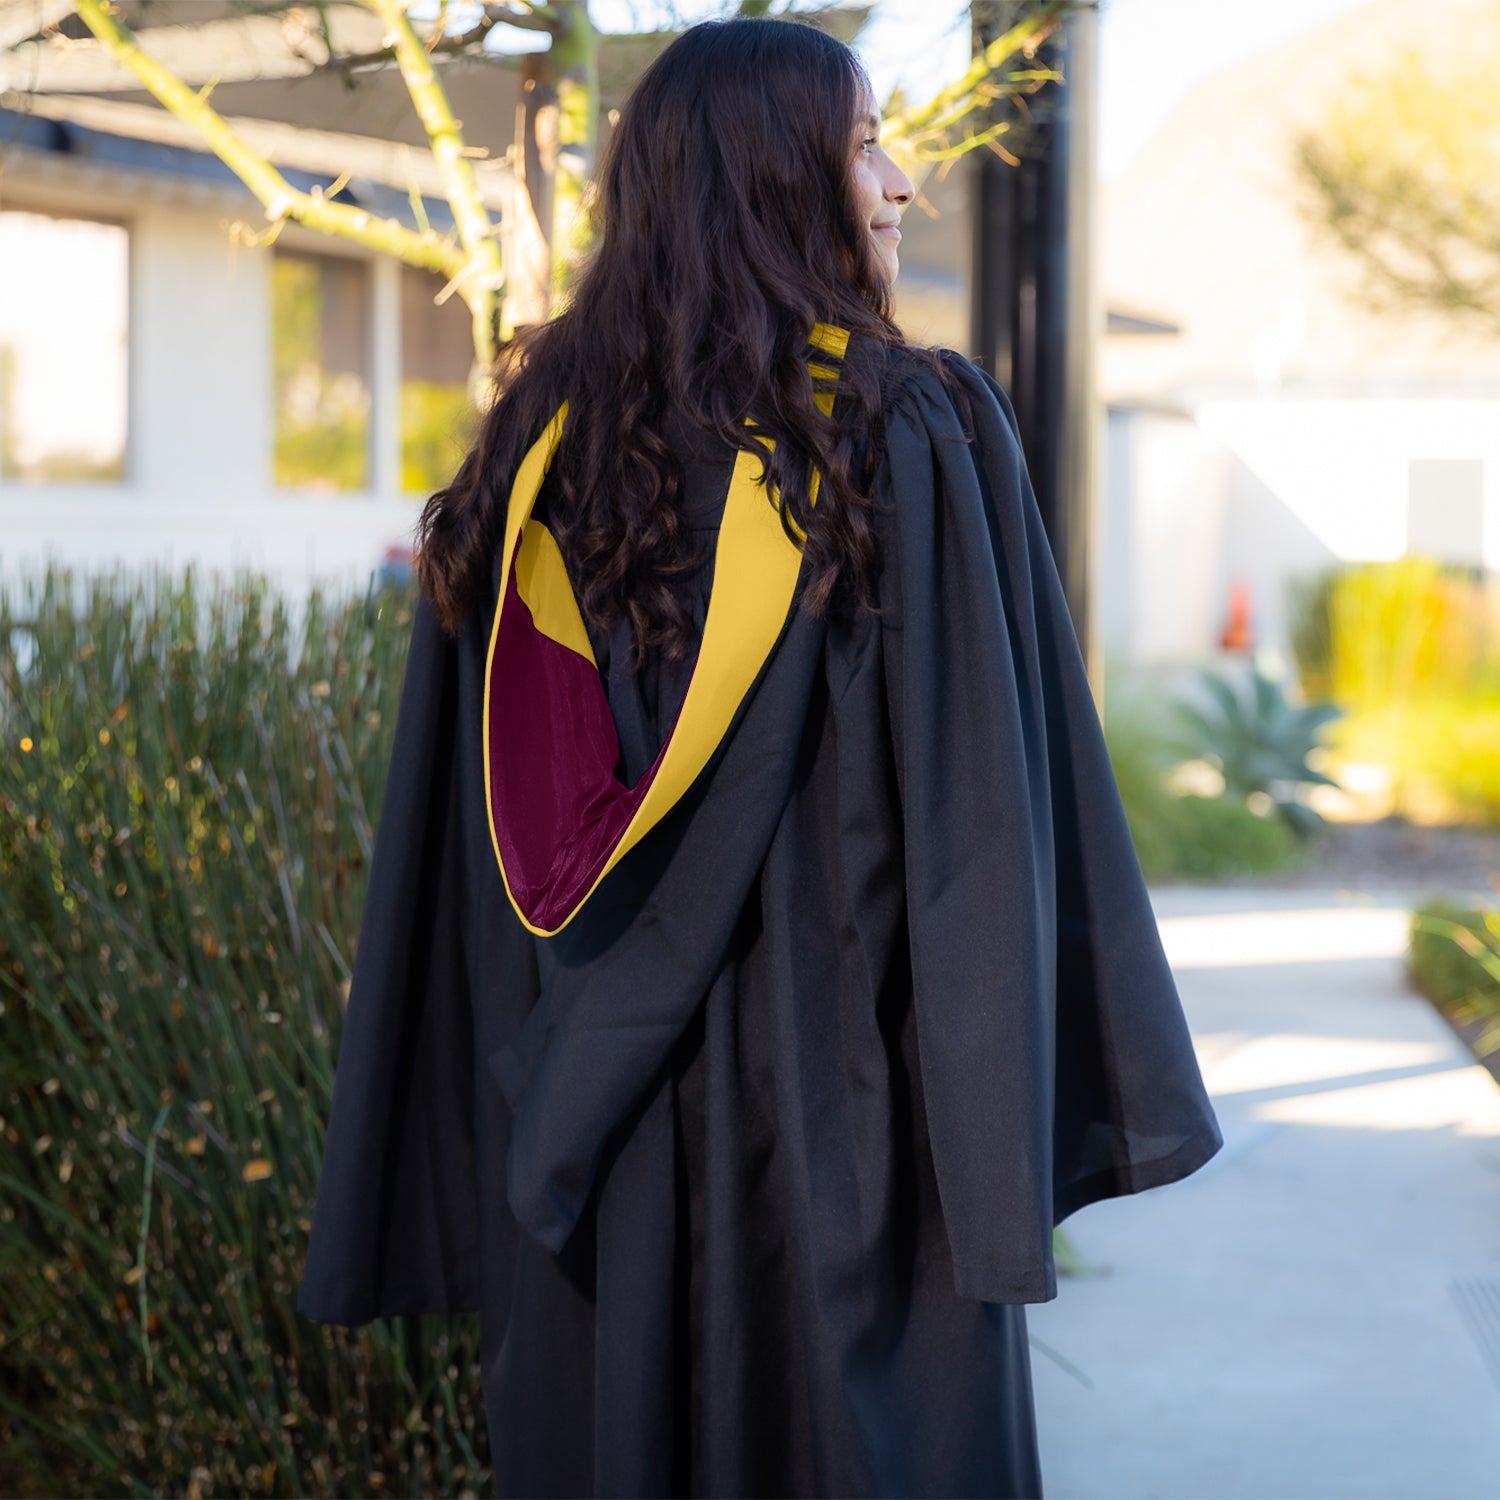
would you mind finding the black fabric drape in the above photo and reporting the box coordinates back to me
[297,345,1222,1498]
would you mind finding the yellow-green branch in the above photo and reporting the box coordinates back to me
[882,3,1067,147]
[70,0,465,282]
[368,0,506,363]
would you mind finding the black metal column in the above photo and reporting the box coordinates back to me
[969,2,1101,689]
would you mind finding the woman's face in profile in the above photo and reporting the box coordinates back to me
[850,86,915,285]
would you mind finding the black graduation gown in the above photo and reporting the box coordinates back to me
[295,345,1225,1500]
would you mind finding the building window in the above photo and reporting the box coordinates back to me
[0,209,128,483]
[400,264,478,495]
[272,249,370,492]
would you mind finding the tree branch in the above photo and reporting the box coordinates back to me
[68,0,466,281]
[286,0,555,76]
[365,0,506,362]
[882,1,1068,149]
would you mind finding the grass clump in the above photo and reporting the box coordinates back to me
[1408,898,1500,1069]
[0,565,489,1499]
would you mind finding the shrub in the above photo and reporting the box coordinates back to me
[1102,679,1306,882]
[1285,566,1335,701]
[1286,558,1500,822]
[1407,898,1500,1065]
[1160,791,1303,880]
[1288,558,1500,705]
[0,566,489,1498]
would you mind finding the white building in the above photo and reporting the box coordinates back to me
[0,3,524,599]
[1097,0,1500,673]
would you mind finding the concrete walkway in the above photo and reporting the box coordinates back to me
[1030,884,1500,1500]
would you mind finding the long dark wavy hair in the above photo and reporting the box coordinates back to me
[415,16,914,662]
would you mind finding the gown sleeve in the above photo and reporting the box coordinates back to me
[876,348,1224,1305]
[296,595,495,1325]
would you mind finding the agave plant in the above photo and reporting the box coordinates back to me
[1173,662,1344,837]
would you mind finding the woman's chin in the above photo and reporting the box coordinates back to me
[867,249,899,285]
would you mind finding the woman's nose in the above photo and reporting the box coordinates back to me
[886,162,914,204]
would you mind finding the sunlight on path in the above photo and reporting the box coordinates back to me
[1030,887,1500,1500]
[1159,904,1411,968]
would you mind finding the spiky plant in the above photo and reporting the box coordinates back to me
[0,565,489,1499]
[1173,663,1344,837]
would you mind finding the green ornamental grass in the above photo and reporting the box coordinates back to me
[1408,899,1500,1065]
[0,565,489,1499]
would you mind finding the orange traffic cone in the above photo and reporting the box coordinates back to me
[1220,576,1254,651]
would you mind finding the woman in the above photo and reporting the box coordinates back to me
[297,17,1224,1499]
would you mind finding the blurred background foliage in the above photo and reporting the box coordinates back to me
[1286,556,1500,822]
[1292,22,1500,336]
[1169,663,1343,839]
[1098,552,1500,894]
[0,567,489,1498]
[401,377,478,496]
[1408,898,1500,1080]
[271,255,371,493]
[1101,676,1308,883]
